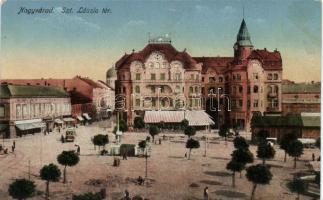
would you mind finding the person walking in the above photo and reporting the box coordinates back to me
[312,153,315,161]
[13,140,15,148]
[77,145,80,155]
[203,187,209,200]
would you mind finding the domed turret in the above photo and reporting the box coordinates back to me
[106,67,117,89]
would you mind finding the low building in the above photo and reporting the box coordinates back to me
[282,82,320,115]
[0,76,115,121]
[251,112,320,143]
[0,84,71,138]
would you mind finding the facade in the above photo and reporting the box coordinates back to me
[0,84,71,138]
[115,18,282,130]
[0,76,114,120]
[251,112,320,142]
[281,82,320,115]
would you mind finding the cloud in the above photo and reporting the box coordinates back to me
[220,5,235,14]
[34,7,101,30]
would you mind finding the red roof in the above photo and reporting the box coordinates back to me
[75,76,104,89]
[248,49,282,70]
[193,57,233,74]
[115,43,197,69]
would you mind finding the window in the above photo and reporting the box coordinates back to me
[274,85,279,93]
[135,86,140,93]
[239,86,243,93]
[159,86,164,93]
[209,77,215,83]
[237,74,241,80]
[151,86,155,93]
[135,73,141,80]
[190,74,194,80]
[239,100,243,107]
[231,100,236,109]
[253,100,259,108]
[135,99,140,107]
[253,85,259,93]
[189,87,193,94]
[175,85,181,93]
[232,86,237,94]
[0,105,4,117]
[196,74,199,80]
[253,73,258,80]
[160,73,165,80]
[202,77,205,82]
[22,104,28,118]
[16,105,21,118]
[175,73,181,80]
[149,62,154,68]
[155,63,160,68]
[267,74,272,80]
[247,86,250,94]
[195,86,199,93]
[232,74,236,80]
[274,73,278,80]
[219,77,223,82]
[247,100,251,108]
[162,62,167,68]
[151,73,156,80]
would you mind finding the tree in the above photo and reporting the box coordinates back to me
[256,129,269,144]
[286,140,304,169]
[8,179,36,200]
[138,140,148,178]
[233,136,249,149]
[246,164,273,200]
[186,138,200,160]
[280,132,297,162]
[40,163,61,200]
[232,148,254,164]
[256,143,275,165]
[134,116,145,129]
[315,137,320,149]
[226,160,245,187]
[149,125,160,142]
[73,192,102,200]
[181,119,189,130]
[92,134,109,150]
[287,178,307,200]
[112,119,128,134]
[184,126,196,138]
[219,124,228,141]
[57,150,80,183]
[315,172,320,185]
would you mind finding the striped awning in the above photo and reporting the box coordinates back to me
[144,110,214,126]
[54,119,64,124]
[83,113,91,120]
[77,116,84,121]
[16,122,46,130]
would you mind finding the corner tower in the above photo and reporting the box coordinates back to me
[233,19,253,61]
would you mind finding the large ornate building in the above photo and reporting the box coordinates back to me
[115,19,283,130]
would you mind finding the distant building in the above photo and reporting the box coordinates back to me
[251,112,320,142]
[106,67,117,89]
[0,84,71,138]
[0,76,114,120]
[282,82,320,115]
[114,18,283,130]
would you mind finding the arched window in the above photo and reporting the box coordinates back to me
[274,85,279,93]
[267,74,272,80]
[195,86,199,93]
[239,85,243,93]
[219,77,223,82]
[253,85,259,93]
[189,87,194,94]
[274,74,278,80]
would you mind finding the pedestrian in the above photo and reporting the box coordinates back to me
[11,145,15,153]
[185,152,187,158]
[77,146,80,155]
[312,153,315,161]
[159,138,162,145]
[13,140,15,148]
[58,126,61,133]
[204,186,209,200]
[125,189,130,200]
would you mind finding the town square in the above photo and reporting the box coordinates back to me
[0,0,321,199]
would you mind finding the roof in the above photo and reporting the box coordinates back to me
[251,114,320,128]
[282,83,320,94]
[75,76,104,89]
[235,19,253,47]
[98,80,115,90]
[248,49,282,69]
[106,67,117,78]
[144,110,214,126]
[115,43,197,69]
[0,84,69,99]
[193,57,233,74]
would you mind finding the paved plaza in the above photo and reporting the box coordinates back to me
[0,120,319,200]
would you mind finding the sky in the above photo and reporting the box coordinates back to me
[0,0,321,82]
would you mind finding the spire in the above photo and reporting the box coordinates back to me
[236,18,253,47]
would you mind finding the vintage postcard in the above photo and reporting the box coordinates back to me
[0,0,321,200]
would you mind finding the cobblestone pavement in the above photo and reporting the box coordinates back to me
[0,120,319,200]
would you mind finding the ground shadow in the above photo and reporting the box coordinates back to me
[200,180,222,185]
[213,190,248,198]
[267,164,284,168]
[210,157,230,161]
[168,156,184,159]
[189,182,200,188]
[204,171,231,177]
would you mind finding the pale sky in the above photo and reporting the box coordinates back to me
[0,0,321,82]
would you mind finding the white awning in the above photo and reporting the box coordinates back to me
[16,122,46,130]
[83,113,91,120]
[144,110,214,126]
[63,118,75,122]
[77,116,84,121]
[54,119,64,124]
[15,119,42,125]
